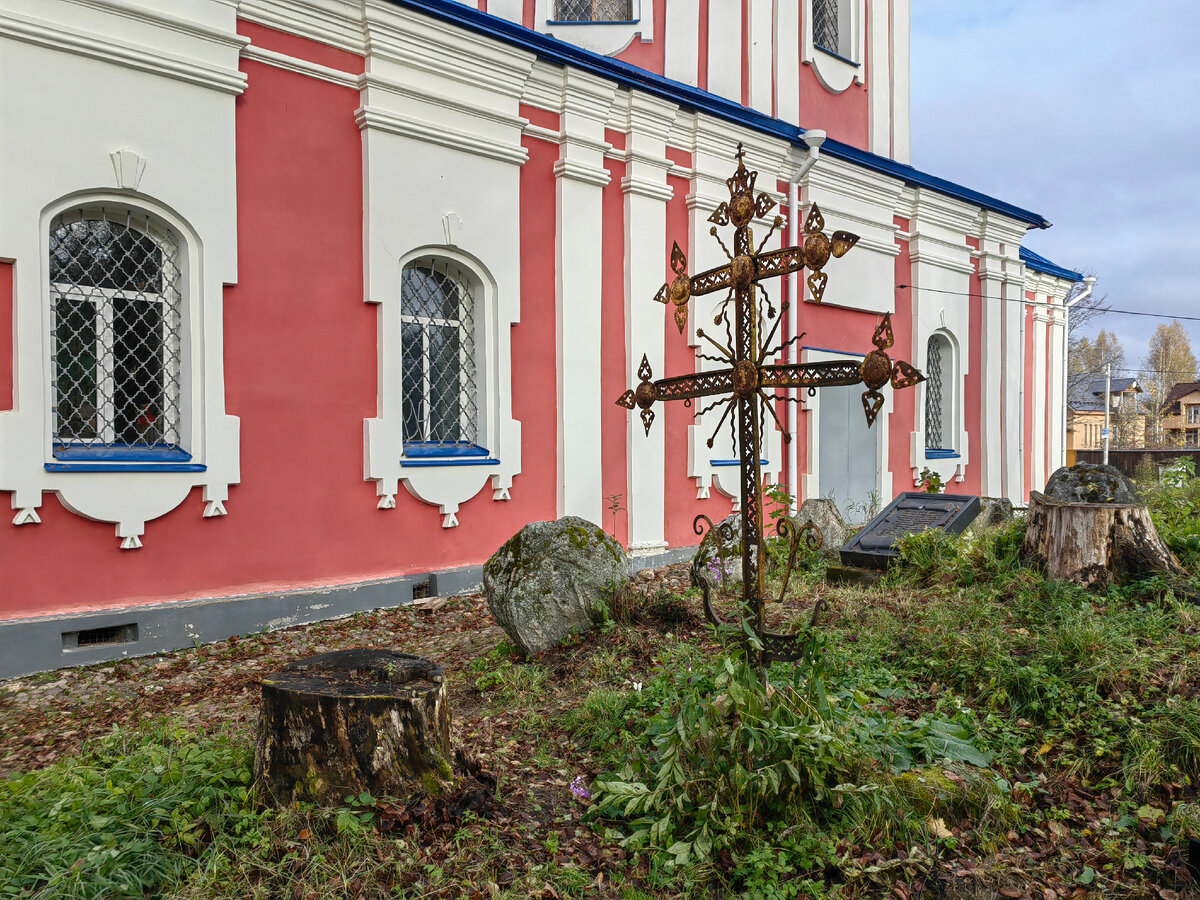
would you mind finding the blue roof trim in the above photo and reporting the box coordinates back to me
[1020,246,1084,282]
[387,0,1052,230]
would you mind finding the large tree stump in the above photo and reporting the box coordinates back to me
[253,649,452,805]
[1023,491,1183,589]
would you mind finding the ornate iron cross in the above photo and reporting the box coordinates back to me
[617,145,924,666]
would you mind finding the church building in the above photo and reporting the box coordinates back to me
[0,0,1083,675]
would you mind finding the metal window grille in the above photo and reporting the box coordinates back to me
[555,0,632,21]
[813,0,840,52]
[49,209,183,451]
[401,259,479,448]
[924,335,944,450]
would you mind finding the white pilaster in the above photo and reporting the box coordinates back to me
[977,254,1005,497]
[621,93,678,553]
[775,0,800,124]
[1001,267,1025,501]
[664,0,700,87]
[1032,309,1049,492]
[1048,305,1066,473]
[555,70,616,523]
[891,0,911,163]
[748,0,774,114]
[867,0,892,157]
[706,1,742,102]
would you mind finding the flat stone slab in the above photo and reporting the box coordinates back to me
[840,492,981,570]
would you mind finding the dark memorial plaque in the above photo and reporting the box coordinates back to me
[840,492,981,570]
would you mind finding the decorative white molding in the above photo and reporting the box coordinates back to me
[355,107,530,167]
[109,150,146,191]
[120,535,143,550]
[236,0,367,55]
[377,493,396,510]
[240,44,359,88]
[12,508,40,526]
[0,7,247,96]
[0,0,243,545]
[203,499,227,518]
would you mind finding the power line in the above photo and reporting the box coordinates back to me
[897,284,1200,323]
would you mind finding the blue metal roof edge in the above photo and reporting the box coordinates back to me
[389,0,1053,230]
[1019,246,1083,282]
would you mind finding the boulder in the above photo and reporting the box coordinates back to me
[1043,462,1141,505]
[966,497,1016,535]
[483,517,629,656]
[793,498,847,555]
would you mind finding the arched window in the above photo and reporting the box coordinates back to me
[554,0,632,22]
[400,258,482,452]
[924,333,954,453]
[49,207,184,459]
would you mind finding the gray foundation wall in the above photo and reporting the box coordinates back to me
[0,545,697,681]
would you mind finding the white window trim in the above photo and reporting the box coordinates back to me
[365,246,521,529]
[0,190,240,548]
[535,0,651,57]
[803,0,866,94]
[923,332,956,453]
[913,326,966,487]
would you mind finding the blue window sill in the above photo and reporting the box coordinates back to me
[402,442,490,458]
[46,462,207,472]
[546,19,640,25]
[400,458,500,468]
[925,449,960,460]
[814,45,861,68]
[48,444,203,471]
[711,459,769,467]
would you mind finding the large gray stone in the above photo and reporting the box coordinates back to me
[793,498,848,556]
[483,517,629,656]
[1043,463,1141,505]
[966,497,1016,535]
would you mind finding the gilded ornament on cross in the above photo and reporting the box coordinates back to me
[616,144,925,666]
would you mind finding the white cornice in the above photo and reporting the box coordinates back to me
[521,59,565,111]
[805,156,905,212]
[362,73,529,133]
[621,175,674,201]
[365,2,535,101]
[356,106,529,166]
[553,158,611,187]
[242,44,359,87]
[65,0,248,50]
[1,8,247,95]
[236,0,366,54]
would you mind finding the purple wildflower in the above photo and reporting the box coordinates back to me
[570,776,592,801]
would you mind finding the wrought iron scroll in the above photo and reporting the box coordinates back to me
[618,145,926,668]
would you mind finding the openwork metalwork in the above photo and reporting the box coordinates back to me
[401,259,479,448]
[554,0,632,21]
[813,0,841,52]
[925,335,944,450]
[616,145,925,666]
[50,209,183,451]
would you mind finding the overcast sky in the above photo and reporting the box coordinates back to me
[909,0,1200,380]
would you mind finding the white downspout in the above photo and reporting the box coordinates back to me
[787,130,825,513]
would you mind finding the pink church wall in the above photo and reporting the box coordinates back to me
[0,261,11,411]
[614,0,666,74]
[0,27,564,622]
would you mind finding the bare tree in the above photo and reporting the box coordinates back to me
[1140,320,1199,445]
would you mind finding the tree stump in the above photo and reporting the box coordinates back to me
[253,649,452,805]
[1023,491,1184,589]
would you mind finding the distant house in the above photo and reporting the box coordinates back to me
[1067,374,1146,454]
[1162,382,1200,447]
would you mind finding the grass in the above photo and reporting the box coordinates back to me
[5,505,1200,896]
